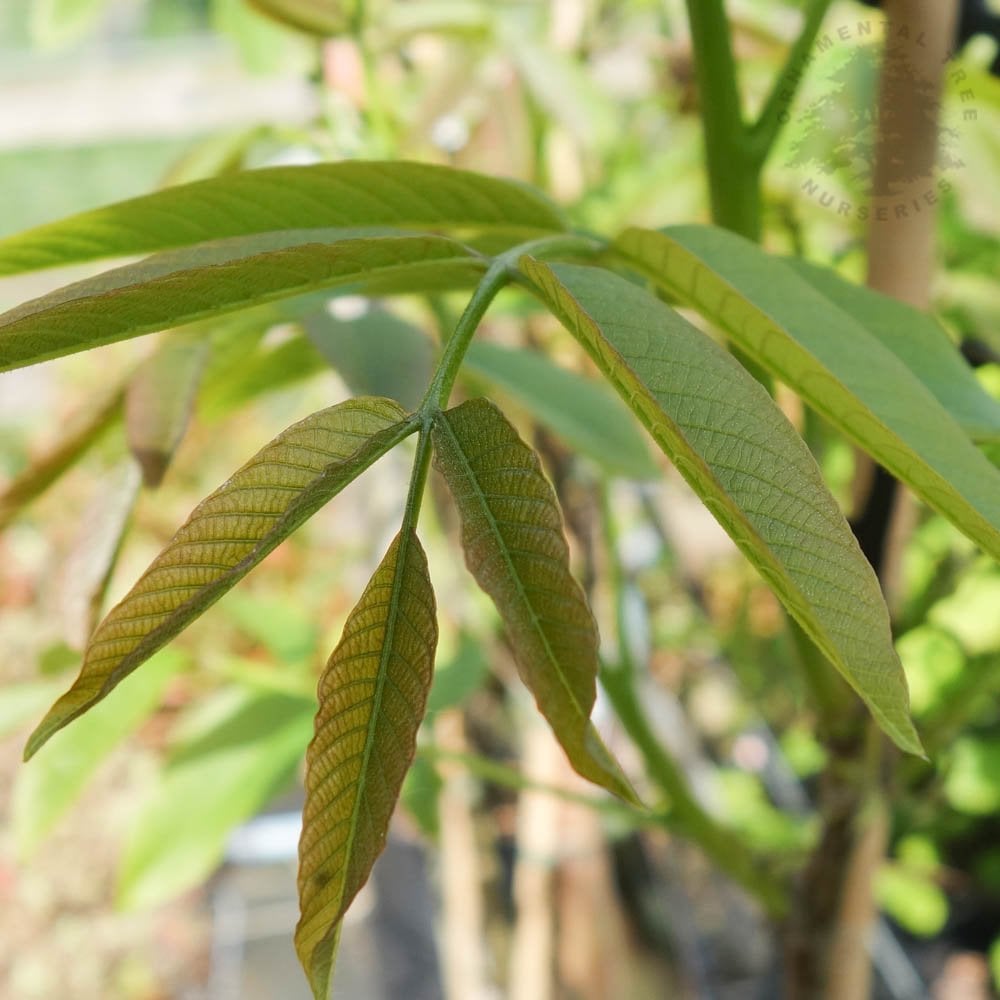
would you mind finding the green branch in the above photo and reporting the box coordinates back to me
[421,234,604,414]
[598,487,788,916]
[684,0,833,240]
[683,0,760,239]
[748,0,835,161]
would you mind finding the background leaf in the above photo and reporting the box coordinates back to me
[519,259,921,755]
[200,333,327,420]
[13,649,186,857]
[432,397,637,799]
[304,304,436,410]
[247,0,352,36]
[786,257,1000,444]
[29,0,111,48]
[614,225,1000,563]
[0,234,485,372]
[0,161,566,276]
[296,529,437,1000]
[25,397,412,758]
[464,340,658,479]
[126,333,210,486]
[0,381,124,531]
[118,686,314,910]
[58,459,142,649]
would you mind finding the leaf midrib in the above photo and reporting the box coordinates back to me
[618,237,1000,553]
[24,411,416,759]
[525,260,858,683]
[102,417,418,699]
[327,530,416,953]
[435,411,592,729]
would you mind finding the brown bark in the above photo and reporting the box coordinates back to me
[786,3,958,998]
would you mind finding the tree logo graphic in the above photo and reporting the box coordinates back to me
[782,25,970,216]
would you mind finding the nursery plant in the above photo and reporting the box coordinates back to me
[3,0,1000,997]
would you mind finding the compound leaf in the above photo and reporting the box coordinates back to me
[0,161,566,276]
[296,529,437,999]
[432,397,637,799]
[25,397,413,759]
[520,259,921,756]
[0,234,485,373]
[614,225,1000,563]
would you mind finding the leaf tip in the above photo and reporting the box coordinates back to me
[23,718,52,762]
[132,448,170,488]
[296,920,341,1000]
[22,693,79,761]
[878,710,925,759]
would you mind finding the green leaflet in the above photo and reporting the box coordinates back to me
[464,340,659,480]
[126,333,210,487]
[520,259,921,756]
[24,397,414,759]
[0,234,485,373]
[0,161,566,276]
[296,529,437,1000]
[613,225,1000,562]
[785,258,1000,444]
[432,398,638,799]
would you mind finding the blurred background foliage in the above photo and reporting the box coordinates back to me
[1,1,1000,997]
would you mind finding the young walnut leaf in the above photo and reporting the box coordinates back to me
[519,259,922,757]
[432,398,637,801]
[785,257,1000,445]
[0,235,485,373]
[0,161,566,277]
[296,528,437,1000]
[24,397,414,760]
[613,225,1000,563]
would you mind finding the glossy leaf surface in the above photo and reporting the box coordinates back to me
[296,529,437,999]
[0,161,566,276]
[614,225,1000,562]
[432,398,637,797]
[25,397,413,759]
[0,234,485,372]
[520,259,921,755]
